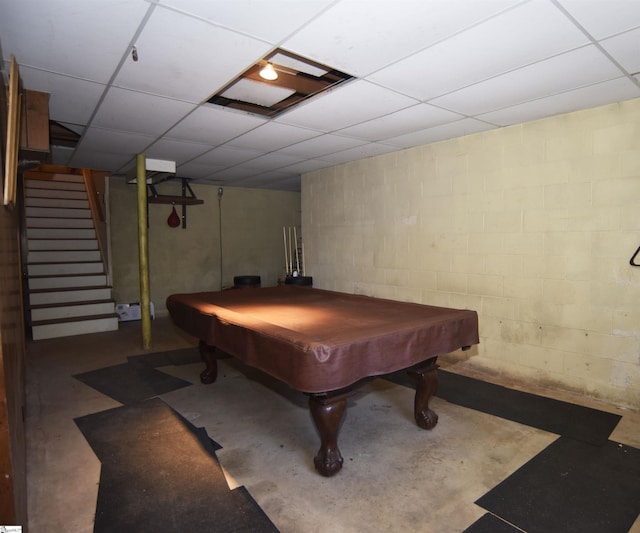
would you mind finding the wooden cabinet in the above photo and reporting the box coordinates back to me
[20,89,50,158]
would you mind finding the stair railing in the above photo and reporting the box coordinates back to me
[82,168,110,277]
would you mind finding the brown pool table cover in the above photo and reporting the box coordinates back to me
[166,286,479,393]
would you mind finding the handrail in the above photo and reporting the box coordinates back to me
[631,246,640,267]
[82,168,109,275]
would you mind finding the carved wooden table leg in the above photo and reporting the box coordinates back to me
[309,393,350,476]
[198,340,218,384]
[408,357,439,430]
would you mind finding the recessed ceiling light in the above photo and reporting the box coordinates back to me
[207,49,354,118]
[259,62,278,81]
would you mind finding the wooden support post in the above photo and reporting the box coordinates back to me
[4,55,21,207]
[136,154,152,349]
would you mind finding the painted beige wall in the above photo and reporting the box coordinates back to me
[302,98,640,409]
[109,178,300,315]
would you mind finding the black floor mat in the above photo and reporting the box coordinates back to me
[74,397,278,533]
[74,350,637,532]
[463,513,521,533]
[73,348,200,405]
[475,437,640,533]
[386,369,621,445]
[389,367,638,532]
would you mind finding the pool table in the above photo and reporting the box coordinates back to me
[166,286,479,476]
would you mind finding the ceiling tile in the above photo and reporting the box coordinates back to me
[144,138,213,164]
[368,1,589,101]
[156,0,333,43]
[337,104,463,141]
[176,161,224,180]
[234,171,301,191]
[319,142,399,164]
[382,118,496,149]
[113,6,272,102]
[166,105,266,145]
[209,166,261,181]
[278,159,336,174]
[18,66,106,125]
[276,80,417,131]
[92,87,196,135]
[478,77,640,126]
[237,152,306,171]
[221,79,296,107]
[600,28,640,74]
[227,122,323,151]
[190,146,263,168]
[77,127,155,154]
[279,134,368,159]
[2,0,638,191]
[69,150,133,171]
[0,0,149,82]
[557,0,640,39]
[282,0,520,76]
[431,46,624,116]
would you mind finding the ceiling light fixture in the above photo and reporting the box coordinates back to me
[259,62,278,81]
[208,49,354,118]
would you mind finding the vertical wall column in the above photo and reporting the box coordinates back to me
[136,154,151,349]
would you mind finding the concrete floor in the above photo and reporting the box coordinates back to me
[25,317,640,533]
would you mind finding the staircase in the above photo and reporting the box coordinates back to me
[24,171,119,340]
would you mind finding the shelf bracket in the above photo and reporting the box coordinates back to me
[146,177,204,229]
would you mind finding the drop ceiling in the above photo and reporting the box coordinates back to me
[1,0,639,191]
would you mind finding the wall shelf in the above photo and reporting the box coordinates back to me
[147,177,203,228]
[147,195,204,206]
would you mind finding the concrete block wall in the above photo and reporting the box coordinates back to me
[302,98,640,408]
[109,180,300,316]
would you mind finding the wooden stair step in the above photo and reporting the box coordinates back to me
[28,286,114,306]
[31,313,120,339]
[29,271,106,278]
[29,285,112,293]
[25,168,118,339]
[31,312,119,327]
[25,180,85,191]
[25,187,87,199]
[26,217,94,228]
[30,298,114,310]
[27,236,96,240]
[27,259,103,266]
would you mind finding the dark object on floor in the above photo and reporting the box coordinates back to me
[233,275,261,288]
[73,348,200,405]
[74,398,278,533]
[284,275,313,286]
[463,513,521,532]
[475,437,640,533]
[386,369,621,446]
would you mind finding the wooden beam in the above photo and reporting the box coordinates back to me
[4,56,21,207]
